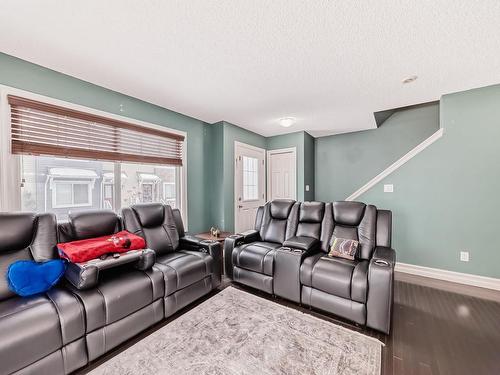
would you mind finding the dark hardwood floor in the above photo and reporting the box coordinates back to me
[383,277,500,375]
[77,275,500,375]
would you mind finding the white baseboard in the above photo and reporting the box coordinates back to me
[395,262,500,291]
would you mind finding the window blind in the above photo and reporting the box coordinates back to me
[8,95,184,166]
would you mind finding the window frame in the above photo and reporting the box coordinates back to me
[162,165,178,206]
[163,181,176,199]
[102,182,114,210]
[242,155,259,202]
[0,85,188,228]
[51,180,93,209]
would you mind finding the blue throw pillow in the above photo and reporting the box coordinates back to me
[7,259,66,297]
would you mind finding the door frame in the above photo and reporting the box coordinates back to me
[234,141,266,232]
[266,147,297,201]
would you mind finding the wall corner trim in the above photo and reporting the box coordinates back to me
[395,262,500,291]
[346,128,444,201]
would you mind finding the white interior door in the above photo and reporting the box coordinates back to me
[235,142,266,233]
[267,148,297,201]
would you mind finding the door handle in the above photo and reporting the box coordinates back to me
[238,205,243,208]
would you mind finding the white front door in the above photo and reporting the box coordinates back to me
[234,142,266,233]
[267,148,297,200]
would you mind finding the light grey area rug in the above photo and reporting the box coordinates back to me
[89,287,382,375]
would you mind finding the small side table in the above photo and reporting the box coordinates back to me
[196,231,232,275]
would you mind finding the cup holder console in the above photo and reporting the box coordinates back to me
[279,247,303,254]
[274,247,304,303]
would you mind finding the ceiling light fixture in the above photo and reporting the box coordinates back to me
[279,117,296,127]
[402,75,418,84]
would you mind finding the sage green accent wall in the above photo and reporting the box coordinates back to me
[315,103,440,201]
[303,132,315,201]
[206,121,267,232]
[206,122,224,230]
[359,84,500,278]
[0,52,210,233]
[267,131,315,201]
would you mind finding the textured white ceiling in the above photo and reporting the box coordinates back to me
[1,1,499,137]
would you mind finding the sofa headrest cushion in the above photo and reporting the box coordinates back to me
[333,201,366,226]
[0,213,36,252]
[270,199,295,220]
[299,202,325,223]
[132,203,165,228]
[69,210,120,240]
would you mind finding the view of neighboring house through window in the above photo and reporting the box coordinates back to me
[21,155,181,220]
[120,163,178,208]
[52,181,92,208]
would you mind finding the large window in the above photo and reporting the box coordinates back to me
[20,155,182,220]
[5,90,186,222]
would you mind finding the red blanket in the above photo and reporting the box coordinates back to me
[58,230,146,263]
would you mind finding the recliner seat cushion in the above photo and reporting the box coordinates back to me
[155,250,213,295]
[232,242,280,276]
[0,295,62,375]
[300,255,368,303]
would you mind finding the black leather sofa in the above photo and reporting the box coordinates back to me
[0,204,221,375]
[224,199,395,334]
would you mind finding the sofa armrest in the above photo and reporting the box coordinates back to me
[179,235,222,287]
[223,234,245,279]
[180,235,222,257]
[371,246,396,266]
[64,249,156,290]
[283,236,320,252]
[238,229,260,243]
[366,246,396,334]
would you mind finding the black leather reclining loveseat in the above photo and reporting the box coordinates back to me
[0,203,221,375]
[225,199,395,334]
